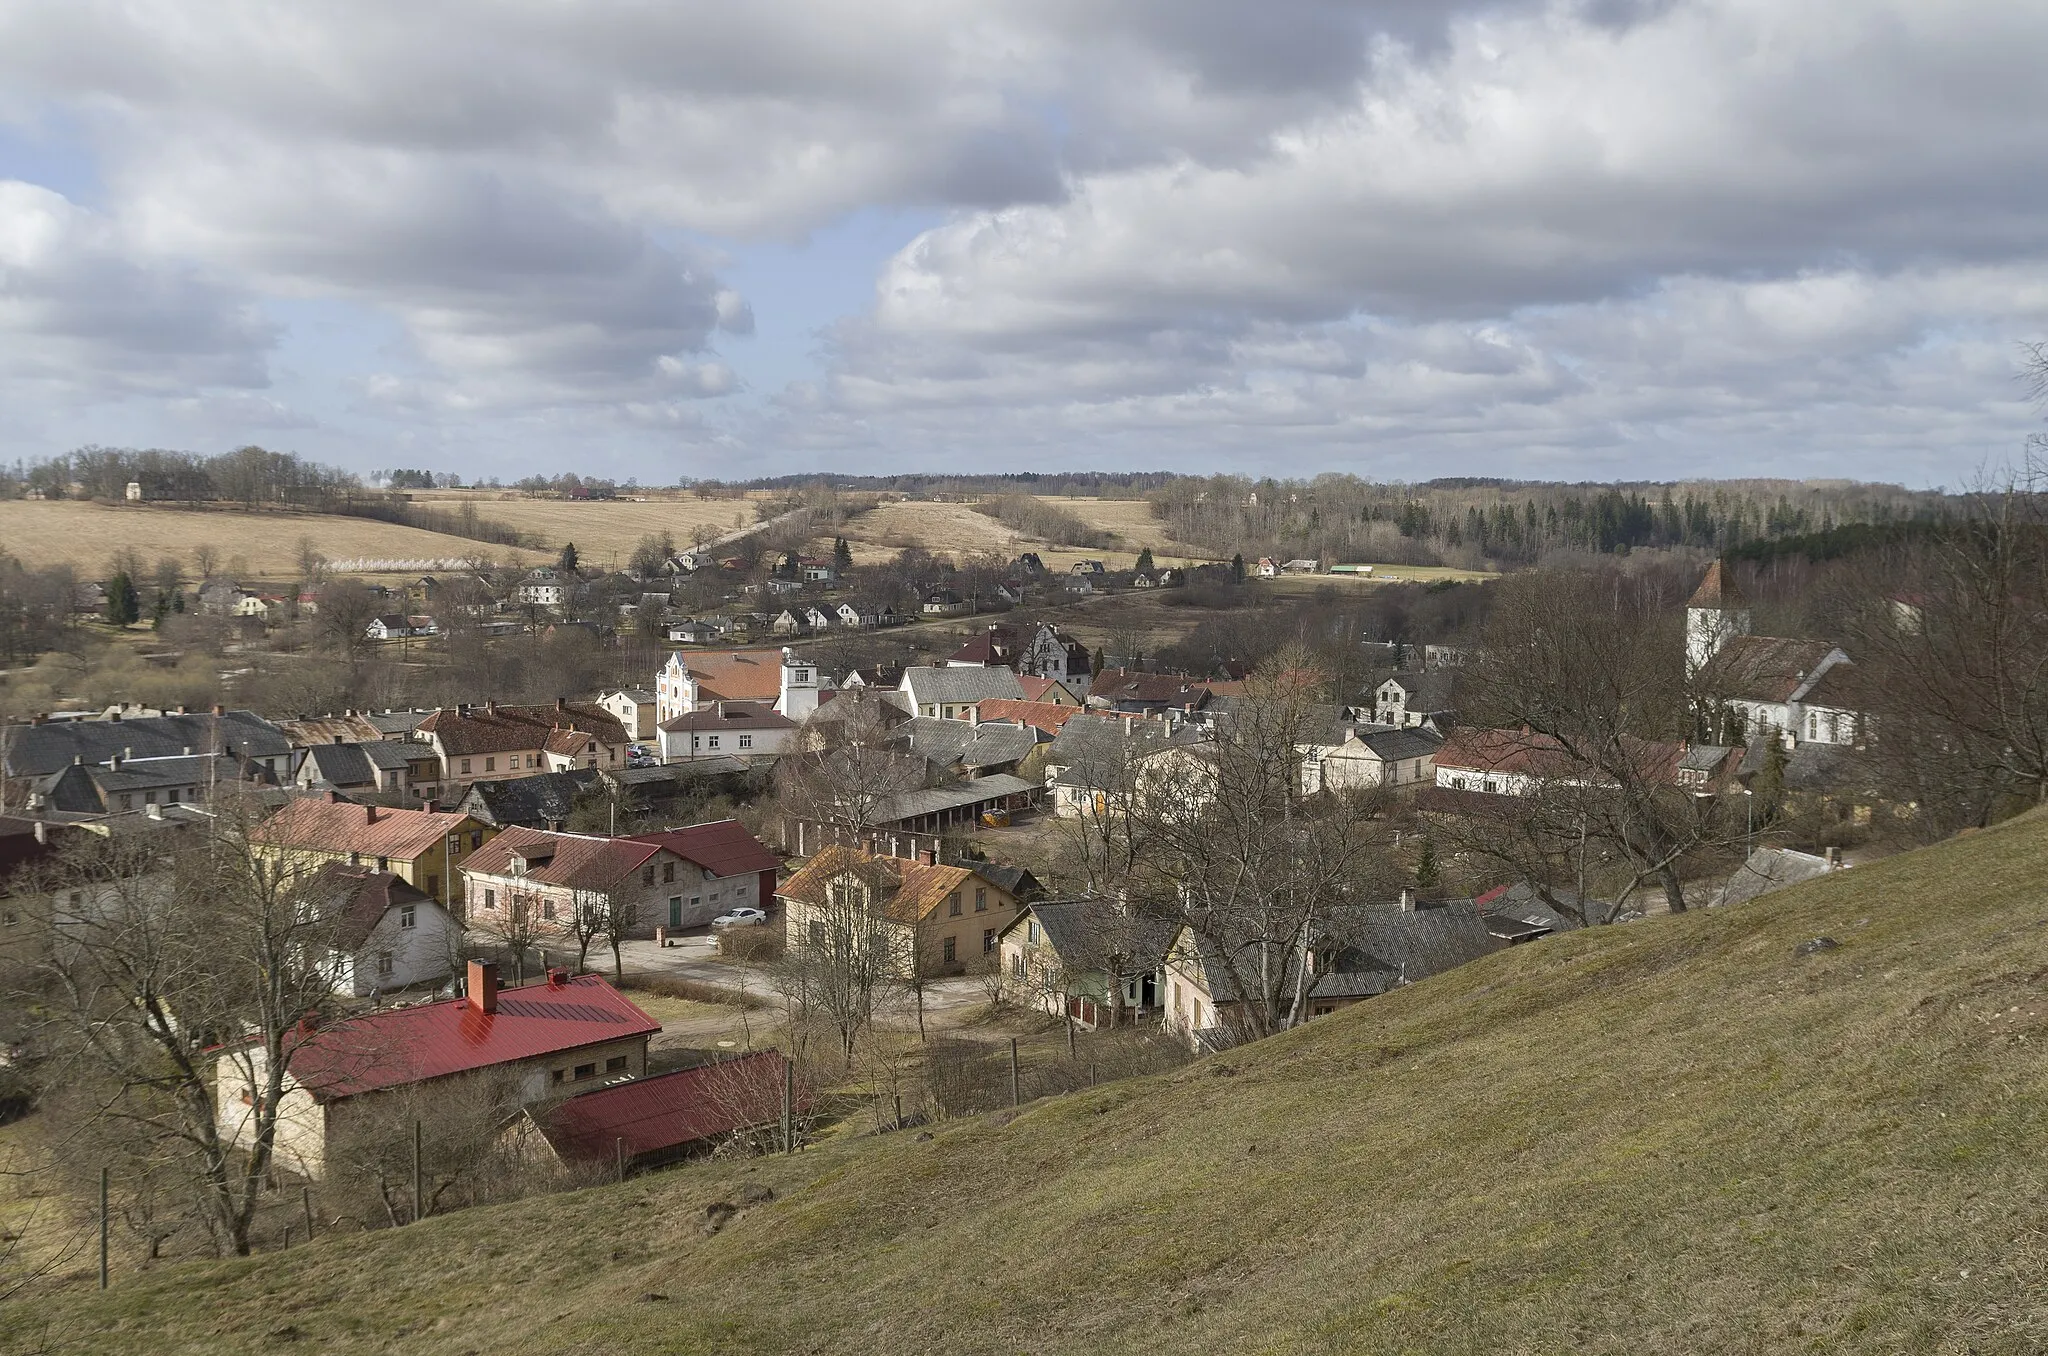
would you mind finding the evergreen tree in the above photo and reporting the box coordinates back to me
[558,542,579,574]
[1414,836,1440,890]
[1135,546,1155,574]
[1091,646,1106,677]
[1231,552,1246,584]
[105,572,140,627]
[833,536,853,571]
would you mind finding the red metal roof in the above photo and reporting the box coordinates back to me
[250,797,473,861]
[626,818,778,880]
[286,975,660,1100]
[539,1051,792,1161]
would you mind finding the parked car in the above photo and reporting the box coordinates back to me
[710,906,768,930]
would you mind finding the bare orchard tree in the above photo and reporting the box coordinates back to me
[1838,460,2048,835]
[315,578,382,662]
[771,854,901,1066]
[776,687,926,840]
[1128,649,1397,1039]
[21,817,338,1258]
[321,1070,528,1227]
[1454,566,1735,914]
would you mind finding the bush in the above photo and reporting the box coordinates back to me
[626,973,770,1008]
[716,929,783,965]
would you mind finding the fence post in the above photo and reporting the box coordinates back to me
[1008,1038,1020,1109]
[412,1119,423,1224]
[782,1058,796,1155]
[615,1138,625,1184]
[302,1185,315,1241]
[98,1166,109,1291]
[1066,1015,1077,1061]
[1090,1062,1097,1089]
[893,1093,903,1131]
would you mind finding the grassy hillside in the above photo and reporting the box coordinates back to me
[15,815,2048,1354]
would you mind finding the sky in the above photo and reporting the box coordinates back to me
[1,1,2044,488]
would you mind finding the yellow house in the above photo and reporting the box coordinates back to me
[778,844,1028,976]
[248,793,497,914]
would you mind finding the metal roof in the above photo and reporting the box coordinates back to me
[868,773,1039,825]
[537,1052,792,1161]
[625,819,778,880]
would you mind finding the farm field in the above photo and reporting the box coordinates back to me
[0,501,550,580]
[1260,563,1497,592]
[405,491,762,561]
[836,498,1214,572]
[1027,495,1219,561]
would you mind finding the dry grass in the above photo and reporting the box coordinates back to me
[0,501,550,580]
[1260,563,1498,592]
[16,810,2048,1352]
[1029,495,1221,561]
[837,499,1213,571]
[405,491,764,559]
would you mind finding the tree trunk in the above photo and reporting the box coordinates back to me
[1658,864,1687,914]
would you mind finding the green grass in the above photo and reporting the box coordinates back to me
[14,813,2048,1353]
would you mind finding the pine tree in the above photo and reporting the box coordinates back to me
[105,572,140,627]
[1231,552,1246,584]
[1414,836,1439,890]
[833,536,853,571]
[558,542,579,574]
[1091,647,1106,677]
[1135,546,1155,574]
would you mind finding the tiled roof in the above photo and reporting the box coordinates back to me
[417,703,627,758]
[537,1052,791,1162]
[1,709,290,779]
[625,819,778,880]
[251,797,473,861]
[778,844,984,924]
[461,825,660,891]
[303,743,376,786]
[1380,670,1456,710]
[285,974,661,1100]
[657,701,797,733]
[867,774,1040,828]
[672,650,783,703]
[459,769,603,827]
[1350,728,1444,761]
[1434,728,1687,785]
[1697,637,1842,705]
[973,699,1085,734]
[900,666,1025,706]
[1720,846,1836,908]
[1687,560,1745,610]
[315,865,436,952]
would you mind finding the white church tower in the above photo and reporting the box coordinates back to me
[776,648,829,721]
[1685,560,1750,677]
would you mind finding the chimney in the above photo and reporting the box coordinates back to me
[31,821,46,844]
[920,848,936,866]
[108,754,123,772]
[467,959,499,1014]
[326,789,342,803]
[146,803,162,820]
[365,805,379,824]
[177,704,189,715]
[546,967,571,988]
[556,697,567,712]
[212,704,224,716]
[545,818,563,833]
[110,710,121,723]
[1825,846,1841,869]
[422,799,438,815]
[332,733,345,744]
[1398,888,1416,913]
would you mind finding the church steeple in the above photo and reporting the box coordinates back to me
[1686,561,1750,676]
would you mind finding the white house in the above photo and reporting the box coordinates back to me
[656,701,797,762]
[1688,561,1860,746]
[597,688,659,742]
[516,569,567,607]
[313,868,462,998]
[1373,672,1456,729]
[1307,727,1442,794]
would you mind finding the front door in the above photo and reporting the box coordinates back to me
[669,897,682,928]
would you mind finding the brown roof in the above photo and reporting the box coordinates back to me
[1015,676,1075,704]
[315,865,436,951]
[1698,637,1842,704]
[1687,560,1746,610]
[675,650,782,703]
[656,701,797,733]
[1434,728,1687,785]
[776,844,983,925]
[461,825,662,892]
[625,819,778,879]
[250,797,475,861]
[418,703,627,758]
[975,699,1088,734]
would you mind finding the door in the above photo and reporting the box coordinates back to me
[669,897,682,928]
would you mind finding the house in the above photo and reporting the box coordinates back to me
[780,845,1029,976]
[598,689,660,742]
[1687,560,1861,747]
[1431,729,1736,797]
[29,751,276,815]
[665,618,721,645]
[1086,669,1222,717]
[898,665,1025,720]
[1308,726,1443,793]
[0,706,291,786]
[1043,714,1200,818]
[834,600,896,629]
[365,614,416,641]
[1281,559,1320,574]
[1162,898,1503,1048]
[215,961,659,1180]
[771,609,805,637]
[974,699,1089,736]
[463,819,778,937]
[1717,845,1843,908]
[897,717,1040,779]
[862,775,1042,834]
[1062,575,1095,596]
[247,794,496,910]
[451,768,604,830]
[1016,552,1045,575]
[800,561,840,584]
[656,701,797,763]
[654,649,789,721]
[922,590,971,617]
[515,569,568,608]
[997,899,1172,1028]
[291,739,437,798]
[1019,624,1091,684]
[1015,675,1082,706]
[309,866,462,997]
[802,605,834,632]
[525,1052,792,1173]
[945,624,1021,668]
[1070,560,1106,576]
[414,700,630,784]
[1255,557,1281,578]
[1373,671,1457,729]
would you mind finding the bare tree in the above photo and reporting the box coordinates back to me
[193,544,220,582]
[315,579,382,662]
[776,687,925,840]
[322,1070,526,1227]
[772,855,901,1066]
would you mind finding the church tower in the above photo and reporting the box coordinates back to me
[1685,560,1750,676]
[777,647,825,721]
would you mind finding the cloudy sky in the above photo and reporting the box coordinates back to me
[1,0,2042,486]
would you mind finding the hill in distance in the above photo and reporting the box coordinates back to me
[18,813,2048,1354]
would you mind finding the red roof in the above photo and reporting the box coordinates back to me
[627,818,778,879]
[538,1052,793,1161]
[462,825,662,891]
[1687,560,1745,610]
[976,699,1086,734]
[250,796,473,861]
[286,974,660,1100]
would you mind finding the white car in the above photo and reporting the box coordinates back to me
[710,906,768,930]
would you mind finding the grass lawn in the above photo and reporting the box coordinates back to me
[14,809,2048,1352]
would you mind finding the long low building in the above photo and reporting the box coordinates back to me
[865,773,1041,832]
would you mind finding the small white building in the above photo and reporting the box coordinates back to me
[656,700,797,762]
[597,688,659,742]
[313,868,462,998]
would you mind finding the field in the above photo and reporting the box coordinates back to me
[405,491,762,563]
[0,501,550,581]
[837,498,1215,572]
[1026,495,1220,561]
[15,809,2048,1353]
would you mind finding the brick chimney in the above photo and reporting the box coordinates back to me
[467,959,499,1014]
[365,804,379,824]
[422,799,438,815]
[920,848,937,866]
[212,704,224,716]
[326,789,342,803]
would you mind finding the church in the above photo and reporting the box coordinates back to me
[1687,561,1867,748]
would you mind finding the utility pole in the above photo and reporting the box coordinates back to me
[1009,1038,1020,1108]
[98,1166,109,1290]
[412,1119,423,1224]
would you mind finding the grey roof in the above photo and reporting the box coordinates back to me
[607,758,751,787]
[458,769,604,828]
[3,710,290,778]
[1184,901,1503,1006]
[1480,881,1602,933]
[869,773,1040,826]
[303,743,377,787]
[900,718,1039,772]
[1351,727,1444,761]
[959,861,1042,903]
[1008,898,1174,972]
[1679,743,1737,773]
[1718,846,1835,908]
[362,710,435,736]
[612,688,656,703]
[1382,671,1456,711]
[899,666,1026,707]
[33,753,274,813]
[1737,736,1863,792]
[361,740,423,772]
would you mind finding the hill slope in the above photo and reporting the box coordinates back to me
[17,816,2048,1354]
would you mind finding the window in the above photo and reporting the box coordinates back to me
[642,864,656,886]
[795,669,811,683]
[942,937,957,963]
[376,856,390,872]
[349,852,363,867]
[485,889,496,909]
[808,920,825,947]
[573,1063,596,1080]
[605,1055,627,1073]
[447,833,461,857]
[461,758,472,774]
[707,735,720,749]
[119,794,133,810]
[484,756,496,772]
[167,788,179,803]
[948,893,962,917]
[738,735,752,750]
[144,791,157,805]
[1011,952,1025,978]
[983,929,996,954]
[543,900,557,919]
[528,754,540,768]
[377,951,395,977]
[663,862,676,884]
[400,905,417,929]
[974,888,987,912]
[471,830,482,850]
